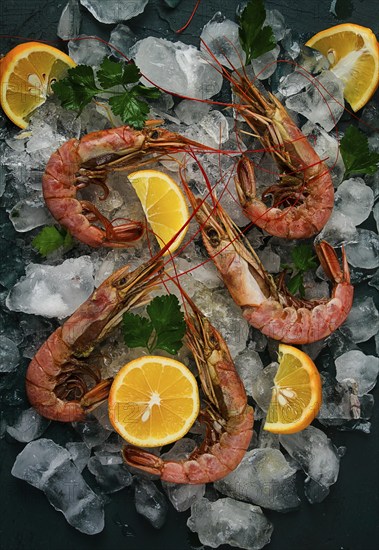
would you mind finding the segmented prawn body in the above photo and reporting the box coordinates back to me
[231,72,334,238]
[123,292,254,484]
[25,257,164,422]
[183,183,353,344]
[43,124,207,248]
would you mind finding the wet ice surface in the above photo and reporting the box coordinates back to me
[57,0,81,40]
[73,419,111,448]
[214,448,300,512]
[132,37,223,99]
[234,349,264,397]
[0,335,20,372]
[251,362,278,412]
[9,200,53,232]
[6,257,94,319]
[66,442,91,473]
[80,0,149,24]
[280,426,340,502]
[286,71,345,131]
[334,178,374,225]
[345,229,379,269]
[134,478,168,529]
[188,497,273,550]
[87,453,132,493]
[335,350,379,396]
[7,408,50,443]
[68,35,110,66]
[316,210,357,247]
[200,14,246,69]
[252,46,281,80]
[12,439,104,534]
[340,296,379,343]
[109,24,137,60]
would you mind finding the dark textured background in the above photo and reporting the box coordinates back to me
[0,1,378,549]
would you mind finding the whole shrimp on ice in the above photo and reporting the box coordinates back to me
[25,256,164,422]
[43,123,207,248]
[229,69,334,238]
[123,292,254,484]
[183,182,353,344]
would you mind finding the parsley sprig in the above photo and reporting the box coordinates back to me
[52,57,161,129]
[238,0,276,64]
[32,226,73,257]
[340,126,379,179]
[123,295,186,355]
[282,244,318,297]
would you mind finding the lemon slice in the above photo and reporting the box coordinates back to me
[128,169,189,255]
[264,344,322,434]
[108,356,200,447]
[0,41,76,128]
[306,24,379,111]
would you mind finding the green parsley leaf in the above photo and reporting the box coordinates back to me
[146,295,186,355]
[287,272,305,297]
[123,313,153,349]
[122,295,186,354]
[32,226,73,257]
[97,57,140,88]
[238,0,276,64]
[291,244,318,272]
[52,65,99,113]
[340,126,379,178]
[109,91,150,130]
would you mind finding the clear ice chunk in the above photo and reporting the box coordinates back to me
[9,200,53,232]
[66,442,91,472]
[6,256,94,319]
[234,349,264,397]
[68,35,110,66]
[132,37,223,99]
[252,46,280,80]
[134,478,168,529]
[7,408,50,442]
[109,24,137,60]
[80,0,149,24]
[199,110,229,144]
[174,99,211,125]
[280,426,340,498]
[340,295,379,343]
[12,439,104,534]
[257,246,281,273]
[317,372,361,426]
[57,0,81,40]
[88,453,132,493]
[334,178,374,225]
[297,46,330,74]
[278,70,310,98]
[345,229,379,269]
[73,419,111,448]
[286,70,344,132]
[0,335,20,372]
[335,350,379,396]
[251,362,278,412]
[200,14,246,69]
[214,448,300,512]
[315,210,358,247]
[187,497,273,550]
[265,10,286,41]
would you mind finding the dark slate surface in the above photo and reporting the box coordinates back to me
[0,1,378,549]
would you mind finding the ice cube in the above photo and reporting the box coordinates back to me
[335,350,379,396]
[257,246,281,273]
[286,71,344,132]
[297,46,330,74]
[192,286,250,358]
[280,426,340,498]
[257,426,280,449]
[345,229,379,269]
[134,478,168,529]
[109,24,136,60]
[132,37,223,99]
[57,0,81,40]
[174,99,211,125]
[6,256,94,319]
[80,0,149,23]
[334,178,374,225]
[317,372,361,426]
[88,454,132,493]
[66,442,91,472]
[359,101,379,134]
[68,35,110,66]
[265,9,286,41]
[234,348,264,397]
[278,70,310,98]
[315,210,358,247]
[214,448,300,512]
[251,362,278,412]
[200,14,246,69]
[374,202,379,233]
[340,295,379,343]
[199,110,229,144]
[187,497,273,550]
[7,408,50,442]
[9,200,53,232]
[73,419,111,448]
[0,335,20,372]
[281,29,301,60]
[252,46,280,80]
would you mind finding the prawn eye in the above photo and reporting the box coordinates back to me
[207,228,219,247]
[151,130,159,139]
[118,277,127,286]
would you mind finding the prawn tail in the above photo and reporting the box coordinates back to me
[235,155,257,206]
[122,446,164,476]
[316,240,350,284]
